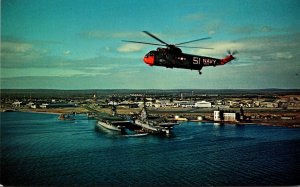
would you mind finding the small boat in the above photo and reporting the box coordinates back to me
[58,113,75,120]
[123,133,148,137]
[3,109,15,112]
[87,112,96,119]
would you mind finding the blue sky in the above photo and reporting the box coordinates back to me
[1,0,300,89]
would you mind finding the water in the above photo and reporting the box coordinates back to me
[1,112,300,186]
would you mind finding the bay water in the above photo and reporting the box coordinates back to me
[1,112,300,186]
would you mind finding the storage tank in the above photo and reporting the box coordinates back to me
[197,116,203,121]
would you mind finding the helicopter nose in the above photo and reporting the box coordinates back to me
[143,55,155,66]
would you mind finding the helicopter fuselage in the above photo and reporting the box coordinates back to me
[143,47,234,73]
[123,31,236,74]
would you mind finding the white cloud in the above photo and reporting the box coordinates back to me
[252,56,262,60]
[182,13,205,21]
[117,43,144,53]
[275,52,293,59]
[1,41,45,67]
[1,41,33,53]
[1,67,84,78]
[84,31,144,39]
[64,50,71,55]
[189,41,244,57]
[232,25,275,35]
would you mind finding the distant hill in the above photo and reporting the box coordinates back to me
[1,88,300,99]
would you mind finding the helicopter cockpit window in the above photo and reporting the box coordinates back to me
[146,51,156,56]
[145,53,151,58]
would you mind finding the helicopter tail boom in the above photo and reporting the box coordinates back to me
[220,54,235,65]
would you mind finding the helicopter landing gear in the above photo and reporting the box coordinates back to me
[198,67,203,75]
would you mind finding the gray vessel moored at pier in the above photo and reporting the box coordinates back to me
[134,101,178,135]
[97,120,126,131]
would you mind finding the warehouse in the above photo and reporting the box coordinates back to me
[195,101,211,108]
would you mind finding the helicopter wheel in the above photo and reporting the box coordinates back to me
[198,70,202,75]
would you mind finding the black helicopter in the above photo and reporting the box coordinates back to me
[123,31,237,74]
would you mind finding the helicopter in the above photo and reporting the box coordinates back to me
[123,31,237,74]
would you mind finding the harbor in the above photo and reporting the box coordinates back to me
[1,111,300,186]
[2,0,299,186]
[92,101,178,135]
[1,89,300,186]
[2,89,300,128]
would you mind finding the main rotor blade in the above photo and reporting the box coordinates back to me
[232,50,238,55]
[143,31,169,45]
[122,40,165,46]
[177,45,213,49]
[175,37,211,46]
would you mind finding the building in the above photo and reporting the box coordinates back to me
[195,101,211,108]
[40,103,49,108]
[223,112,237,122]
[46,103,76,108]
[108,101,119,106]
[214,111,221,121]
[27,102,35,108]
[261,102,278,108]
[12,101,22,108]
[214,110,239,122]
[176,101,195,108]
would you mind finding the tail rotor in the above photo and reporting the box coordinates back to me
[226,50,238,62]
[221,50,238,65]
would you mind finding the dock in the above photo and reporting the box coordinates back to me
[85,105,177,135]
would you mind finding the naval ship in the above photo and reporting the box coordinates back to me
[134,101,178,135]
[96,105,130,132]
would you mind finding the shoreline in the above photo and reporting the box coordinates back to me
[2,108,299,128]
[187,119,300,128]
[1,107,89,115]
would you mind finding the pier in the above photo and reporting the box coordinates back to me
[85,105,177,135]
